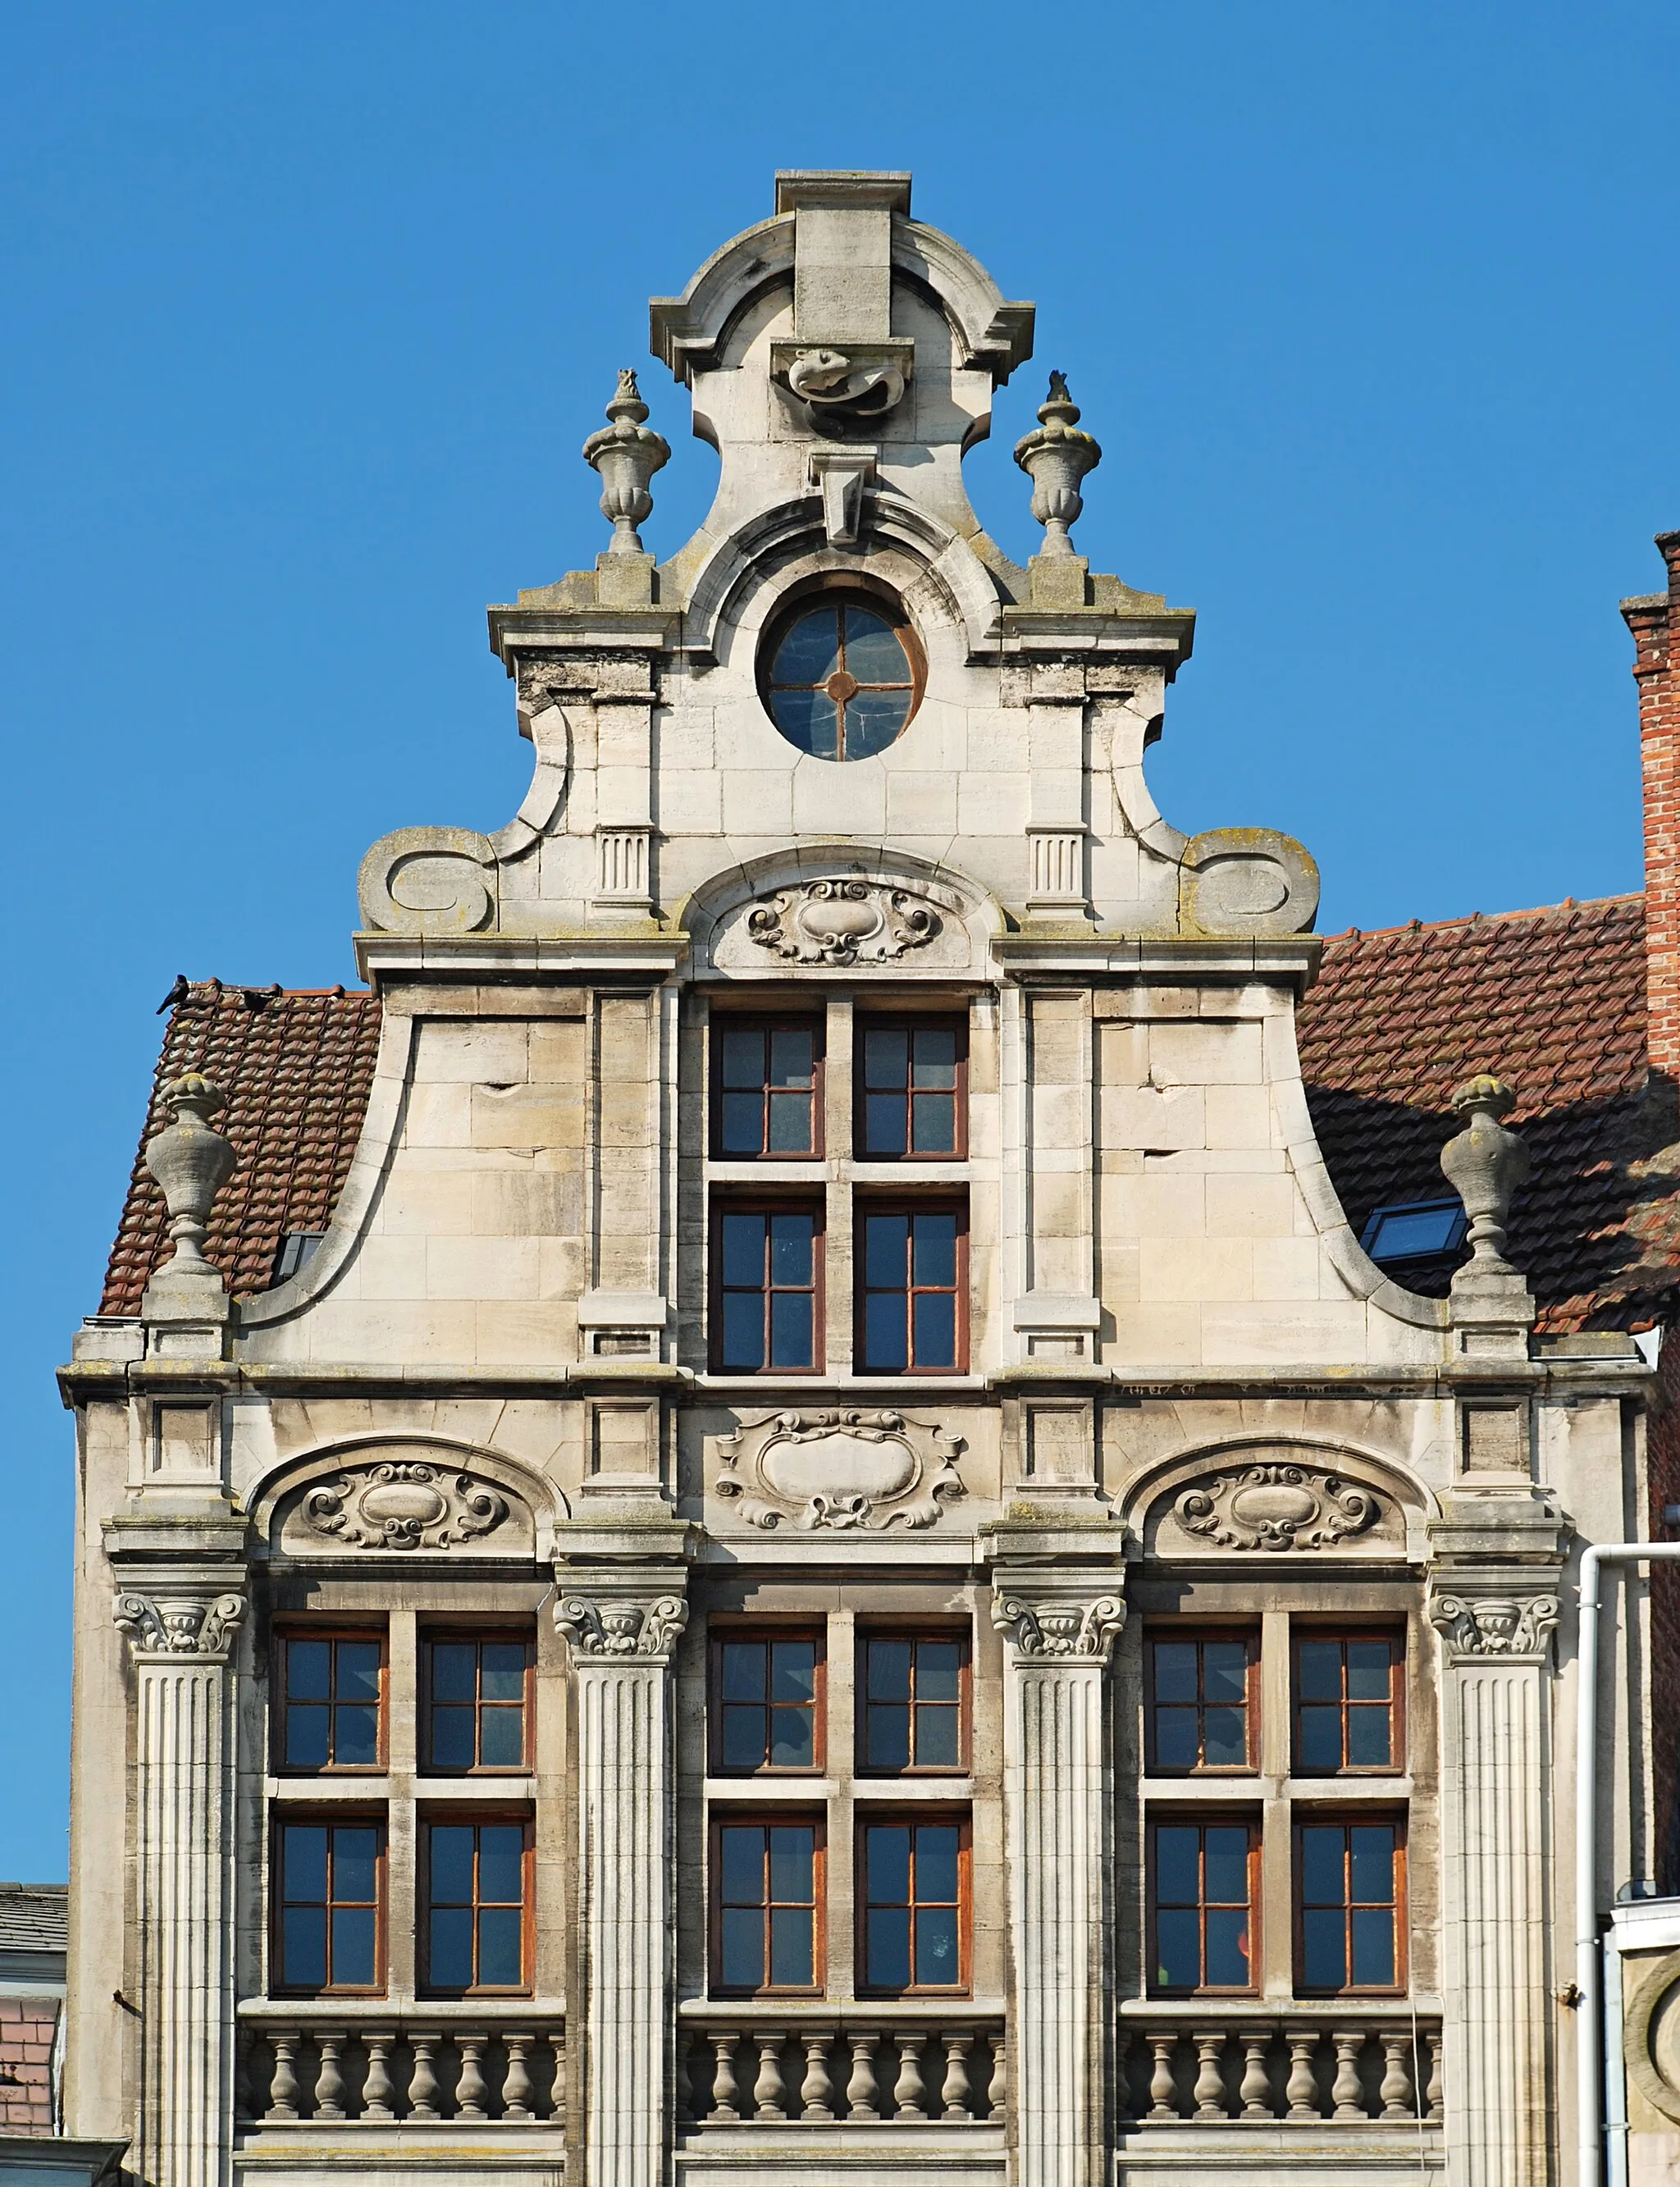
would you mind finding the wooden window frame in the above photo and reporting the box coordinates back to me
[272,1625,388,1776]
[856,1626,972,1777]
[1290,1627,1407,1777]
[1292,1810,1408,1998]
[418,1810,536,1999]
[708,1194,826,1375]
[853,1195,970,1376]
[1144,1627,1261,1776]
[709,1015,826,1162]
[1145,1810,1262,1998]
[418,1628,536,1777]
[271,1810,387,1997]
[708,1623,829,1777]
[853,1015,970,1162]
[709,1808,827,1998]
[855,1808,972,1998]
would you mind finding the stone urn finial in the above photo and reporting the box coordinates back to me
[1013,371,1102,555]
[582,368,670,556]
[144,1071,236,1281]
[1439,1073,1531,1276]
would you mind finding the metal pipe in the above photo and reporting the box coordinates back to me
[1574,1542,1680,2187]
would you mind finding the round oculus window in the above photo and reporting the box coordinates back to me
[763,598,920,761]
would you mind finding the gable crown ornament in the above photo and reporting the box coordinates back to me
[582,368,670,555]
[1013,371,1102,555]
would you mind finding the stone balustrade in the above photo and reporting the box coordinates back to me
[237,2014,566,2125]
[683,2012,1006,2125]
[1119,2011,1443,2126]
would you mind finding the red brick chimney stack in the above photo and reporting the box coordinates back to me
[1626,531,1680,1082]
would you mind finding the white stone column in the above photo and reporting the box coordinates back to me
[992,1577,1126,2187]
[555,1586,689,2187]
[112,1584,246,2187]
[1428,1577,1561,2187]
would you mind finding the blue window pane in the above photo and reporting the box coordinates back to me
[481,1644,525,1700]
[1203,1829,1249,1904]
[766,1091,811,1153]
[721,1213,765,1288]
[771,689,838,759]
[1367,1202,1463,1261]
[864,1029,909,1089]
[430,1906,473,1989]
[1299,1705,1343,1771]
[431,1706,475,1769]
[1153,1709,1199,1769]
[912,1213,957,1288]
[1303,1907,1346,1990]
[721,1026,765,1087]
[913,1290,956,1367]
[722,1641,767,1701]
[1348,1708,1392,1767]
[768,1291,813,1368]
[282,1825,327,1902]
[867,1908,911,1989]
[1153,1643,1198,1702]
[282,1906,326,1988]
[1346,1642,1391,1701]
[910,1094,956,1154]
[865,1213,909,1288]
[287,1641,331,1701]
[911,1030,957,1088]
[769,1906,814,1988]
[430,1827,475,1906]
[721,1091,764,1153]
[480,1707,524,1768]
[915,1705,961,1767]
[1203,1643,1248,1703]
[868,1826,911,1904]
[843,690,910,758]
[1351,1907,1395,1988]
[770,1642,816,1703]
[335,1829,380,1901]
[842,606,909,682]
[865,1091,906,1155]
[1204,1910,1249,1987]
[1298,1641,1342,1701]
[1154,1827,1200,1904]
[918,1642,960,1701]
[285,1704,329,1768]
[769,1028,814,1084]
[869,1641,912,1699]
[336,1705,379,1768]
[866,1703,911,1770]
[722,1705,765,1769]
[769,1213,813,1285]
[774,608,841,685]
[863,1292,907,1372]
[916,1826,960,1902]
[477,1906,523,1987]
[916,1906,959,1984]
[337,1643,381,1701]
[719,1907,763,1989]
[769,1706,814,1768]
[768,1827,813,1902]
[1155,1907,1199,1988]
[431,1642,477,1701]
[719,1828,764,1905]
[479,1828,524,1903]
[332,1906,377,1988]
[1350,1827,1395,1902]
[1301,1828,1345,1906]
[720,1293,764,1372]
[1202,1707,1246,1767]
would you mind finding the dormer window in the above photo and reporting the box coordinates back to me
[761,595,922,760]
[1359,1199,1468,1270]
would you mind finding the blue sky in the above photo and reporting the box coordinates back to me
[2,0,1677,1878]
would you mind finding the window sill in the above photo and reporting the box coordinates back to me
[699,1373,987,1395]
[1138,1776,1413,1801]
[267,1776,536,1803]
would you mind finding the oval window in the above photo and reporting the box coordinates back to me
[763,598,920,761]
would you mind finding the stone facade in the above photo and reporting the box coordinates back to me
[57,172,1674,2187]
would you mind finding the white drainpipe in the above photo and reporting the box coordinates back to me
[1574,1541,1680,2187]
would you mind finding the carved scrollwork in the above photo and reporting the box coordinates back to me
[746,880,940,967]
[714,1410,966,1532]
[991,1594,1127,1664]
[357,826,498,936]
[774,345,910,436]
[1428,1591,1559,1660]
[113,1590,247,1660]
[1178,827,1319,939]
[1625,1953,1680,2127]
[554,1593,689,1663]
[1174,1463,1379,1553]
[303,1463,510,1552]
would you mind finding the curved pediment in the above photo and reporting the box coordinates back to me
[255,1436,560,1562]
[683,847,998,982]
[1129,1440,1424,1562]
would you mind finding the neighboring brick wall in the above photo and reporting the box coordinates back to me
[0,1995,58,2132]
[1626,532,1680,1081]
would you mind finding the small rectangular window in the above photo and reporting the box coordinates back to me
[1293,1631,1404,1774]
[712,1020,823,1159]
[1146,1630,1258,1774]
[711,1630,824,1774]
[277,1632,386,1772]
[856,1020,967,1159]
[857,1203,966,1372]
[860,1632,968,1774]
[422,1818,532,1995]
[1295,1816,1405,1994]
[859,1817,969,1993]
[275,1818,384,1993]
[1148,1816,1258,1995]
[422,1634,533,1773]
[711,1202,823,1372]
[1359,1199,1468,1267]
[712,1817,823,1994]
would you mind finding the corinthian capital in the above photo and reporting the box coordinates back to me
[555,1591,689,1664]
[1428,1588,1559,1661]
[992,1592,1126,1665]
[113,1588,247,1661]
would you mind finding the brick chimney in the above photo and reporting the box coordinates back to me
[1625,531,1680,1081]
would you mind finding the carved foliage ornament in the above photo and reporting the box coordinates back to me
[113,1591,247,1659]
[303,1463,510,1553]
[991,1595,1127,1664]
[554,1594,689,1663]
[1175,1463,1379,1553]
[1428,1591,1559,1659]
[747,879,940,967]
[715,1410,965,1532]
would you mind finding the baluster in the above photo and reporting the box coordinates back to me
[503,2033,534,2122]
[362,2032,395,2121]
[266,2032,301,2121]
[1192,2029,1228,2121]
[798,2033,834,2121]
[456,2033,489,2121]
[893,2033,927,2120]
[1285,2032,1319,2121]
[313,2032,347,2121]
[1378,2032,1414,2119]
[987,2029,1007,2121]
[845,2031,881,2121]
[1239,2029,1273,2119]
[1424,2029,1444,2120]
[753,2029,788,2121]
[1331,2031,1365,2121]
[550,2029,567,2121]
[939,2032,973,2121]
[706,2030,742,2121]
[1146,2031,1179,2121]
[409,2034,441,2121]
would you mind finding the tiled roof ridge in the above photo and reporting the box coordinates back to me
[1322,890,1645,947]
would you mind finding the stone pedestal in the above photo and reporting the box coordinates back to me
[112,1580,246,2187]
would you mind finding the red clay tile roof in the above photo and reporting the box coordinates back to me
[1299,893,1680,1332]
[99,983,382,1315]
